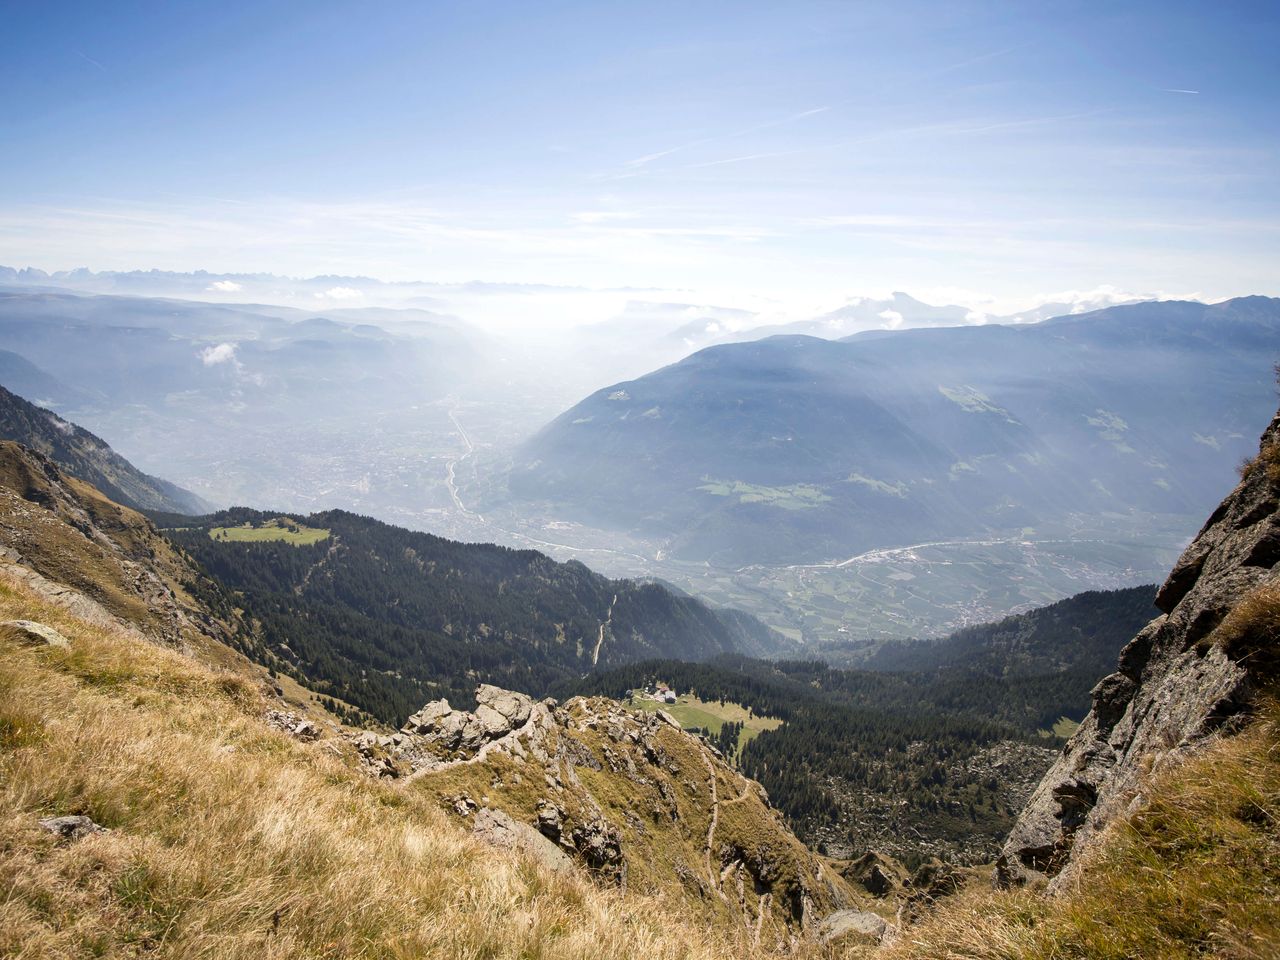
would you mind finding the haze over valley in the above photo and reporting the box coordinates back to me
[2,274,1274,641]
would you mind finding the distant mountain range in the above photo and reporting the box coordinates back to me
[509,297,1280,564]
[0,383,208,514]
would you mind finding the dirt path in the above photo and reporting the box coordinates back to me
[700,752,720,889]
[295,536,341,596]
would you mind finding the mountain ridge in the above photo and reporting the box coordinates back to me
[0,383,209,514]
[509,296,1280,565]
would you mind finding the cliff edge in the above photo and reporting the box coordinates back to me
[999,406,1280,888]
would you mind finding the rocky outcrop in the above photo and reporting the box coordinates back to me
[470,807,574,874]
[998,409,1280,888]
[403,684,535,755]
[368,683,858,942]
[841,851,908,898]
[38,815,108,840]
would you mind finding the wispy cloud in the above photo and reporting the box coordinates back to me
[206,279,242,292]
[75,51,105,71]
[1161,88,1200,95]
[685,149,804,169]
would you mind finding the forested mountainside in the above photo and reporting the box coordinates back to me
[0,383,208,514]
[854,584,1157,674]
[160,508,787,725]
[558,635,1113,866]
[510,297,1280,564]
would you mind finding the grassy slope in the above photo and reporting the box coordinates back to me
[631,693,782,755]
[210,518,331,546]
[0,574,762,960]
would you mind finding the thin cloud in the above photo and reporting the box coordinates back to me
[317,285,362,301]
[686,149,805,169]
[75,51,105,71]
[206,279,242,292]
[1161,88,1200,95]
[617,106,829,172]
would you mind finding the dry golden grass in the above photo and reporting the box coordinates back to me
[868,701,1280,960]
[1202,579,1280,676]
[1239,440,1280,487]
[0,574,765,960]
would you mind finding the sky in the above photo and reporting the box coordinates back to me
[2,0,1278,318]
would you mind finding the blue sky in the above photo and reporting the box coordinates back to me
[2,0,1278,315]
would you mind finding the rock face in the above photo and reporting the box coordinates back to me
[471,807,574,874]
[999,409,1280,888]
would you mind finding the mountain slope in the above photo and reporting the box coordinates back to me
[163,508,789,724]
[0,440,226,646]
[510,297,1280,564]
[0,383,208,514]
[0,289,482,510]
[0,565,829,958]
[858,585,1158,676]
[0,446,859,955]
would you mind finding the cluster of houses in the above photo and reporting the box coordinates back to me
[631,682,678,704]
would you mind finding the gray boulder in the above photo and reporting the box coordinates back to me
[816,909,887,944]
[39,815,107,839]
[472,807,573,874]
[3,619,70,648]
[476,684,533,727]
[403,698,453,734]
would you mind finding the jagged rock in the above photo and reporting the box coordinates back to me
[842,850,908,897]
[292,719,321,742]
[39,815,107,839]
[472,807,573,874]
[907,858,964,903]
[1,619,70,648]
[569,816,623,871]
[999,409,1280,889]
[403,698,452,734]
[476,684,533,728]
[400,685,535,757]
[656,709,682,729]
[535,800,564,841]
[816,909,886,944]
